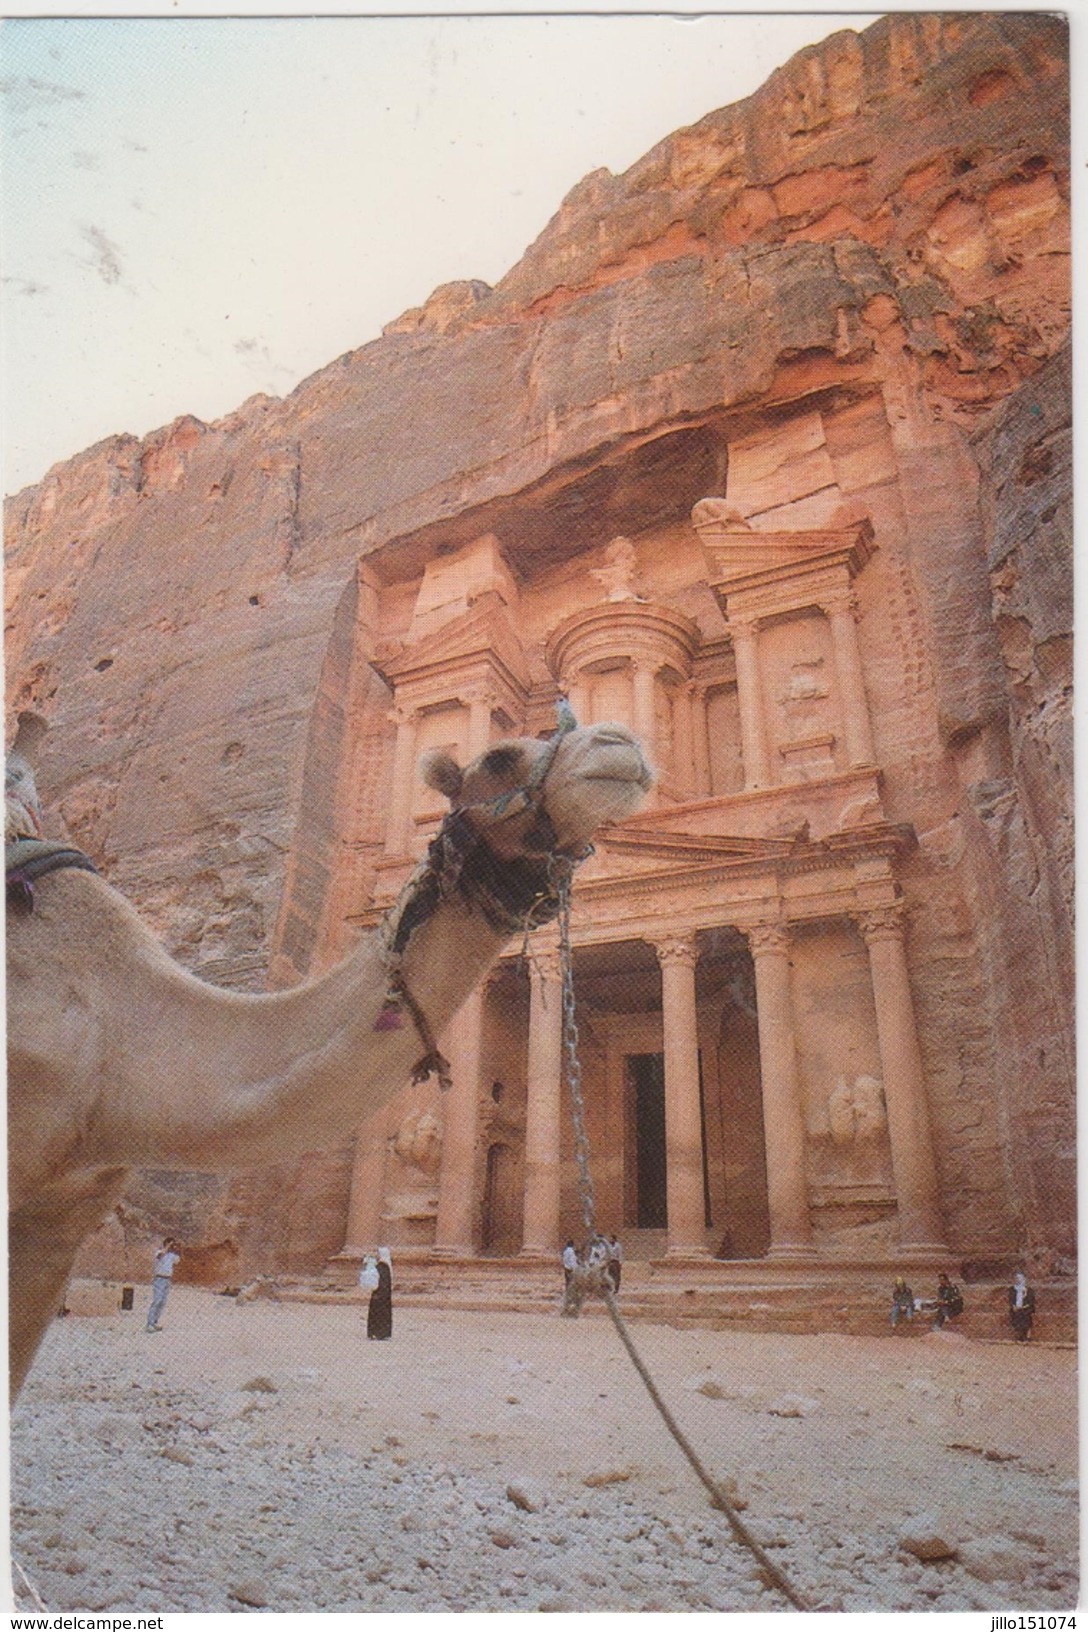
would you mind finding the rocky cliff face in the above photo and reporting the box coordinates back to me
[5,11,1071,1276]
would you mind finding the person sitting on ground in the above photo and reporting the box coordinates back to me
[1008,1271,1036,1342]
[890,1276,914,1327]
[933,1271,964,1330]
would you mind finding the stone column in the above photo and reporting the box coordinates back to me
[670,683,695,795]
[689,683,712,796]
[384,706,418,856]
[631,660,658,763]
[521,948,564,1257]
[747,923,812,1256]
[857,907,945,1250]
[565,675,590,726]
[341,1127,390,1253]
[465,689,493,762]
[730,618,770,790]
[656,934,710,1257]
[825,590,876,768]
[432,987,486,1256]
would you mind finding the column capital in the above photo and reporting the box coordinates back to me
[728,613,761,642]
[459,684,494,709]
[388,702,417,728]
[746,921,792,958]
[856,903,907,945]
[630,655,662,678]
[821,587,860,620]
[530,947,564,984]
[654,932,699,970]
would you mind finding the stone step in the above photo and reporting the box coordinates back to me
[281,1264,1076,1343]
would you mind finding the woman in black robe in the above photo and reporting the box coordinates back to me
[368,1246,393,1340]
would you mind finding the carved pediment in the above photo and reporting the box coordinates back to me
[369,591,532,696]
[691,501,874,592]
[596,825,798,863]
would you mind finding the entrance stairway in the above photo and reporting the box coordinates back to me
[276,1254,1077,1344]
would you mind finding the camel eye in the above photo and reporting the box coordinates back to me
[482,747,520,777]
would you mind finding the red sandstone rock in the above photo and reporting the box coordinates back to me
[3,13,1071,1282]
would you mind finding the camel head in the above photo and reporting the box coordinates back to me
[421,722,653,861]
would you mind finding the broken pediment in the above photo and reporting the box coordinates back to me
[408,532,520,644]
[369,590,532,698]
[691,502,874,594]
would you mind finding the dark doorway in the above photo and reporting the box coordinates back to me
[482,1142,519,1255]
[628,1053,668,1228]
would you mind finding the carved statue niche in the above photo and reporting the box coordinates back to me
[590,536,647,603]
[827,1075,887,1148]
[391,1108,444,1176]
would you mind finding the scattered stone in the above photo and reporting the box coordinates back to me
[240,1376,277,1393]
[696,1379,728,1399]
[766,1396,819,1418]
[899,1532,959,1563]
[229,1580,270,1608]
[583,1469,632,1487]
[490,1530,518,1549]
[957,1536,1035,1584]
[159,1446,193,1466]
[507,1483,543,1513]
[713,1477,749,1512]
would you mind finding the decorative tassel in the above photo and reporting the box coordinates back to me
[411,1050,453,1092]
[373,995,405,1032]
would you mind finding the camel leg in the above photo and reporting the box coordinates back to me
[9,1166,128,1401]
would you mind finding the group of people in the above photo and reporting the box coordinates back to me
[138,1234,1036,1348]
[357,1248,394,1340]
[890,1270,1037,1340]
[560,1234,622,1315]
[138,1236,395,1341]
[562,1234,622,1292]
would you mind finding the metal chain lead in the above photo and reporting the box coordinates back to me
[555,870,597,1237]
[550,865,810,1613]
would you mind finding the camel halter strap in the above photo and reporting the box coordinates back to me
[5,837,98,913]
[376,701,588,1091]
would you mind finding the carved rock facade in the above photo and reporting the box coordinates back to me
[4,13,1071,1278]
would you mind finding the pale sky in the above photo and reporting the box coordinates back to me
[0,12,888,497]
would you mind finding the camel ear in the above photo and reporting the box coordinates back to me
[11,712,48,766]
[419,749,463,803]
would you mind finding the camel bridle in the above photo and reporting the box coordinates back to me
[377,704,591,1092]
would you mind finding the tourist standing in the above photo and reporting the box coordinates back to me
[368,1246,393,1340]
[1008,1272,1036,1341]
[607,1234,623,1293]
[145,1238,181,1333]
[561,1239,578,1291]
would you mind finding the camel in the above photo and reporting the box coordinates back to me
[7,717,652,1397]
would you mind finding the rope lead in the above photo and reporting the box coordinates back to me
[554,876,811,1615]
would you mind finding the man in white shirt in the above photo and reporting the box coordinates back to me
[146,1238,181,1333]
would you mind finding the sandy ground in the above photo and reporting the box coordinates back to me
[8,1286,1079,1615]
